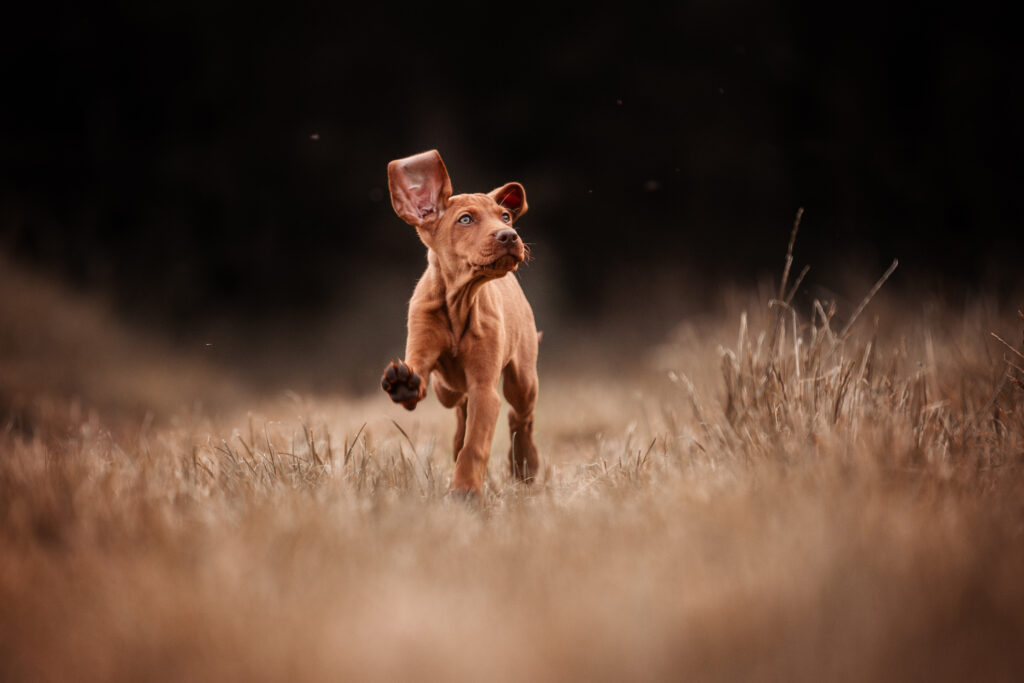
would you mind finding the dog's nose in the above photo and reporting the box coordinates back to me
[495,229,519,245]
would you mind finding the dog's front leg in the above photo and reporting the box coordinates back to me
[381,310,443,411]
[449,381,501,495]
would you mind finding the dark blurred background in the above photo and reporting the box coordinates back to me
[1,2,1021,390]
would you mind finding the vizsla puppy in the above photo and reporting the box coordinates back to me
[380,150,540,495]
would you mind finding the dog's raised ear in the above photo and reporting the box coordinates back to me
[488,182,528,220]
[387,150,453,228]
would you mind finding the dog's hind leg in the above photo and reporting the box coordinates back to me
[502,362,539,483]
[435,382,467,462]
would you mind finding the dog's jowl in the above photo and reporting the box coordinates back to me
[380,150,540,495]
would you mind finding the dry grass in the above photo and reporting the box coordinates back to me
[2,256,1024,682]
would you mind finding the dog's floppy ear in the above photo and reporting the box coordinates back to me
[387,150,453,228]
[488,182,528,220]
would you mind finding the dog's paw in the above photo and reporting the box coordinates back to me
[381,360,423,410]
[447,486,482,506]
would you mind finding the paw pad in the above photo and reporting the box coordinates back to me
[381,360,422,409]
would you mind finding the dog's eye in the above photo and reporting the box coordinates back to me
[458,214,473,225]
[501,212,511,223]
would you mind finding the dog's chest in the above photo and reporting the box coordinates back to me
[433,350,468,393]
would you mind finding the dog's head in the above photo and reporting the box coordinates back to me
[387,150,528,279]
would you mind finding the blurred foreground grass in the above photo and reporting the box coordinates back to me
[2,256,1024,682]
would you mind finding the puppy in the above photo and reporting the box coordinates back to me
[381,150,540,494]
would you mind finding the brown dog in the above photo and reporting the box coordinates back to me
[380,150,540,495]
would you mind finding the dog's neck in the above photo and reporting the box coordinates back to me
[426,250,493,352]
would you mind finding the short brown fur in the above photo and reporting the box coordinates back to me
[381,150,540,494]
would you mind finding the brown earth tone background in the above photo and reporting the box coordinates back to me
[3,3,1024,681]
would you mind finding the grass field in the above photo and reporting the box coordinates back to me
[2,255,1023,682]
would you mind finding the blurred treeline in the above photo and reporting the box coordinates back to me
[1,2,1020,332]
